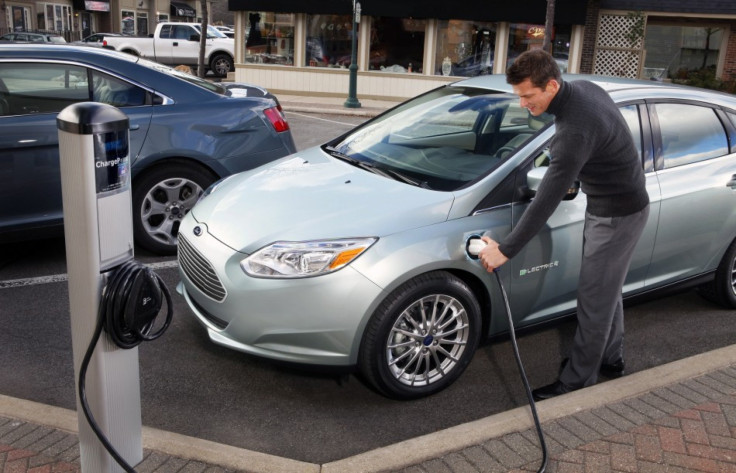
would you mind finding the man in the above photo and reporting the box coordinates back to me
[478,49,650,401]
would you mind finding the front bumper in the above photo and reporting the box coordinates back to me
[176,221,383,366]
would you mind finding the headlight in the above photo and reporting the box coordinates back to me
[241,238,377,278]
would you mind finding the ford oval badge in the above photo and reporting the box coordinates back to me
[193,226,202,236]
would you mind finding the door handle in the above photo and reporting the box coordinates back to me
[173,41,179,46]
[728,174,736,189]
[130,124,140,131]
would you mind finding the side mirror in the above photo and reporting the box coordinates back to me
[526,166,580,201]
[189,33,200,42]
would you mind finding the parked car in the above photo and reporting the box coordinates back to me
[177,75,736,399]
[0,32,66,44]
[0,44,296,254]
[73,32,121,47]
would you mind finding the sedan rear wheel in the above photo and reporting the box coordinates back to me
[697,238,736,309]
[359,271,481,399]
[132,164,217,255]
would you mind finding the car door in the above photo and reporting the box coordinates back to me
[645,100,736,286]
[0,62,152,232]
[498,103,659,328]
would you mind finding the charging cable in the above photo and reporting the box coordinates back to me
[467,237,548,473]
[78,260,173,473]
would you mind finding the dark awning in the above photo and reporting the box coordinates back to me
[171,1,196,17]
[227,0,588,25]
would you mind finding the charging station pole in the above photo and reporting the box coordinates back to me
[58,102,142,472]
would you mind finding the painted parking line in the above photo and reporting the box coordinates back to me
[0,260,178,289]
[286,110,359,126]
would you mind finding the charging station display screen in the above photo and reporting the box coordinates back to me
[93,130,130,194]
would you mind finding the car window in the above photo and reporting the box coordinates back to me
[654,103,728,169]
[159,24,173,39]
[0,63,89,116]
[91,71,146,107]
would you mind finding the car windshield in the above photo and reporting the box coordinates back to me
[325,86,552,191]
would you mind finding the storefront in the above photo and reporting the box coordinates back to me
[227,0,588,100]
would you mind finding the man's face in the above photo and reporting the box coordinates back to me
[512,78,559,116]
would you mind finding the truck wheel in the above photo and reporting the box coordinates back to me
[210,54,233,77]
[358,271,481,400]
[132,163,217,255]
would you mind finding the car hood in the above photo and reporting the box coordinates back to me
[191,149,455,253]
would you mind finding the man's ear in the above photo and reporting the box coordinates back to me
[545,79,560,94]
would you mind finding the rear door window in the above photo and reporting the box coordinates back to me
[652,103,728,169]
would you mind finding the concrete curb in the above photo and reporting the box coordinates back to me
[3,344,736,472]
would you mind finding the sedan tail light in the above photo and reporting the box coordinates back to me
[263,105,290,133]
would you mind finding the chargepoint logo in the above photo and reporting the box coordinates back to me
[519,261,560,277]
[96,157,123,168]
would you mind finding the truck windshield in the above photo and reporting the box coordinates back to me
[191,25,228,39]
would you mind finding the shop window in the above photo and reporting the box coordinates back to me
[304,14,352,67]
[122,10,135,35]
[245,11,295,66]
[157,13,169,23]
[39,3,71,32]
[370,17,425,73]
[507,23,570,72]
[435,20,496,77]
[643,25,723,80]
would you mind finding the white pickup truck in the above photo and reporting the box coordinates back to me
[102,22,235,77]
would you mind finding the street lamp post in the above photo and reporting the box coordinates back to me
[344,0,361,108]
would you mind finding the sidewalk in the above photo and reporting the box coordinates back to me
[3,344,736,473]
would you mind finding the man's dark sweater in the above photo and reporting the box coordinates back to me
[498,79,650,259]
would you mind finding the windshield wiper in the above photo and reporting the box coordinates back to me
[325,146,431,189]
[325,146,392,177]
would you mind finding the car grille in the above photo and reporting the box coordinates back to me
[178,235,227,302]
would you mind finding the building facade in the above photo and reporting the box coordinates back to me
[1,0,201,40]
[225,0,736,101]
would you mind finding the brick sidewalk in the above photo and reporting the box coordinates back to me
[4,368,736,472]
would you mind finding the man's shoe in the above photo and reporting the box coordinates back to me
[600,359,625,378]
[558,357,626,379]
[532,380,577,401]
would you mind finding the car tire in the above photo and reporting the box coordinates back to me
[697,238,736,309]
[210,53,234,77]
[132,163,217,255]
[358,271,481,400]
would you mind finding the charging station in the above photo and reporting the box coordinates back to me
[58,102,142,472]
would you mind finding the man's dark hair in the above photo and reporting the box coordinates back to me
[506,49,562,88]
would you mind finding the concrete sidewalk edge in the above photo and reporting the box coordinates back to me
[2,344,736,473]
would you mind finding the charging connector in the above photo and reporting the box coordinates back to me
[79,260,173,472]
[466,236,548,472]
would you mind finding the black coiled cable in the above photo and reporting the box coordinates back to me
[78,260,173,473]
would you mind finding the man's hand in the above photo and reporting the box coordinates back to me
[478,237,508,272]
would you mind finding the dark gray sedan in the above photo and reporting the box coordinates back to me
[0,44,296,254]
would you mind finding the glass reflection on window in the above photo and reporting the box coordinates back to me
[656,103,728,168]
[245,11,295,66]
[435,20,496,77]
[370,17,426,73]
[305,14,353,67]
[507,23,570,73]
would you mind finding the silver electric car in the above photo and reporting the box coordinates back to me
[178,75,736,399]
